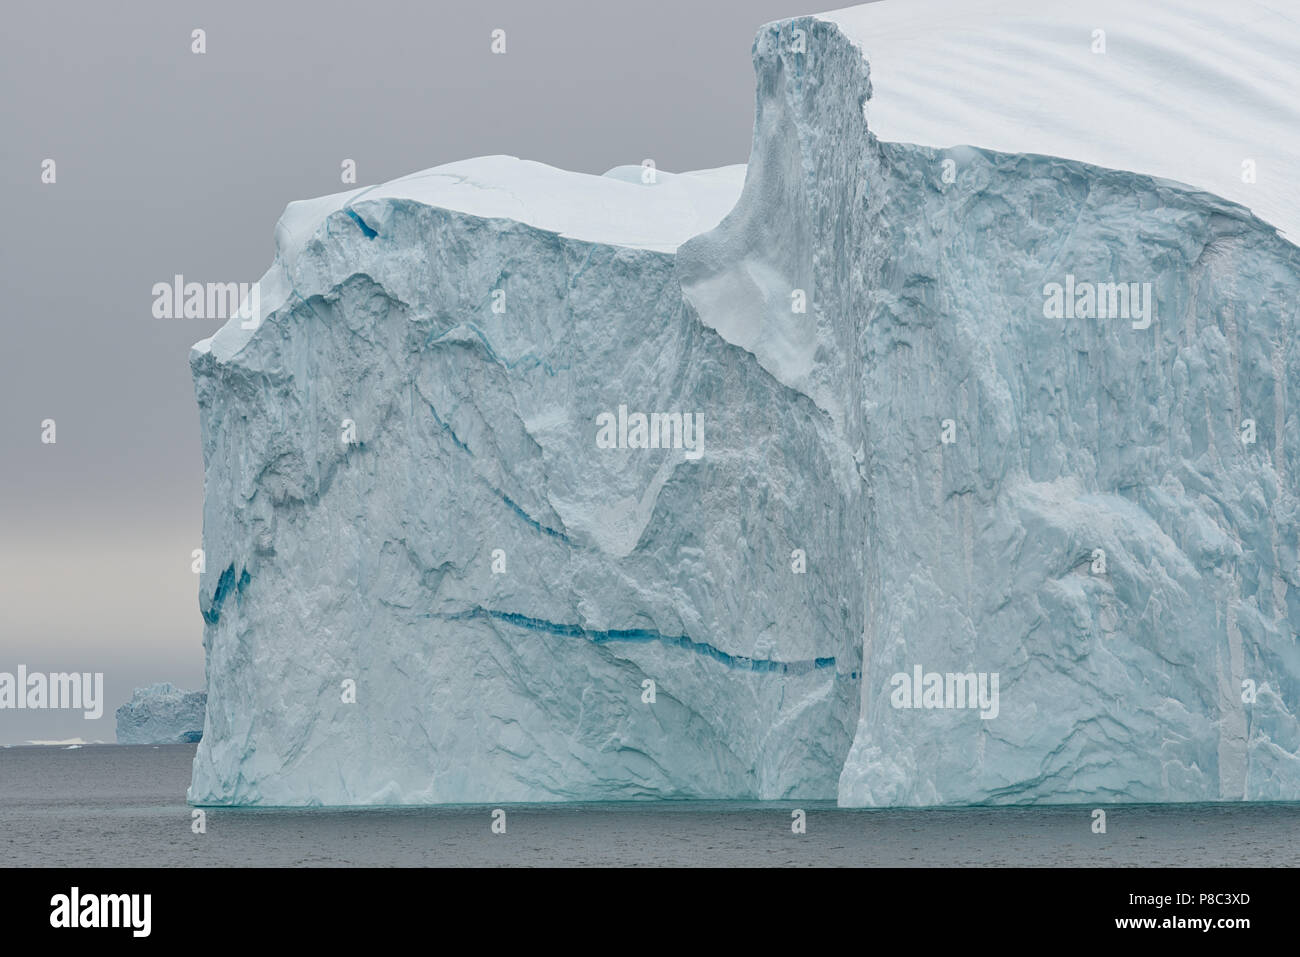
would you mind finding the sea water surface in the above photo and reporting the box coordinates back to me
[2,744,1297,867]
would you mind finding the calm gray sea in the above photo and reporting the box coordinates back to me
[2,744,1297,866]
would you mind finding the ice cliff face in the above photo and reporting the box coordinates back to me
[701,11,1300,806]
[190,2,1300,806]
[189,159,859,804]
[117,684,206,745]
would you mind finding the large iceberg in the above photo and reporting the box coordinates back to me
[117,684,207,745]
[188,0,1300,806]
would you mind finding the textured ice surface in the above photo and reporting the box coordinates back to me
[189,2,1300,806]
[116,684,206,745]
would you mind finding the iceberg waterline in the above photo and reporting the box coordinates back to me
[189,6,1300,806]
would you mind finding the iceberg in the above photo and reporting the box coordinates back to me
[189,0,1300,806]
[116,684,207,745]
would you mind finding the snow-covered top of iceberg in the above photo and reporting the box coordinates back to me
[193,157,744,362]
[279,156,745,261]
[817,0,1300,242]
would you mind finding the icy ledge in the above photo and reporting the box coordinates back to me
[189,2,1300,807]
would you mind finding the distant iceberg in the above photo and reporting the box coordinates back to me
[23,738,95,747]
[116,684,206,745]
[189,0,1299,806]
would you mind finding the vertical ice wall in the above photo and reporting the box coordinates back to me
[679,16,1299,805]
[189,190,861,805]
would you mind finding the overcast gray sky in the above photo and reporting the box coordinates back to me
[0,0,804,743]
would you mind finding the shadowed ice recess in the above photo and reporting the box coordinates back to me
[189,0,1300,807]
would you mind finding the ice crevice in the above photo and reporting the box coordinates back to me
[429,606,843,675]
[345,208,377,239]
